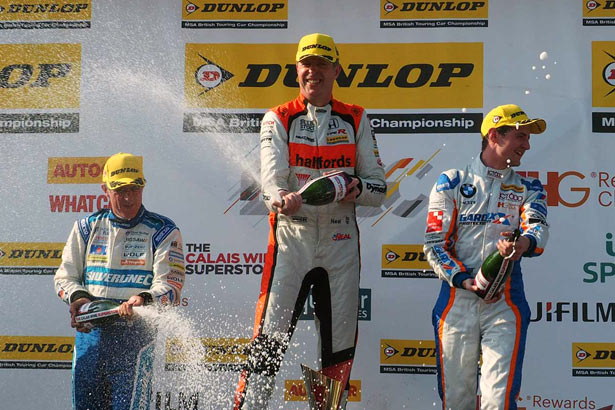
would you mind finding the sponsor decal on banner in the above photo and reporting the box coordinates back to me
[530,301,615,323]
[184,42,482,111]
[47,156,108,184]
[380,339,437,374]
[151,392,200,410]
[508,393,602,410]
[0,242,63,274]
[517,170,615,208]
[381,244,436,278]
[583,0,615,26]
[0,335,73,369]
[582,232,615,284]
[181,0,288,29]
[164,337,249,371]
[284,379,361,402]
[0,0,91,29]
[380,0,488,28]
[300,288,371,321]
[591,41,615,132]
[0,43,80,133]
[49,194,109,213]
[184,242,265,275]
[572,342,615,377]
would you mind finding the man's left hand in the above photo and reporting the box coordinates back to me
[118,295,144,318]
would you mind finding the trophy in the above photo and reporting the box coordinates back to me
[300,364,344,410]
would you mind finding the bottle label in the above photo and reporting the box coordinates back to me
[474,269,490,290]
[328,173,349,202]
[75,308,120,323]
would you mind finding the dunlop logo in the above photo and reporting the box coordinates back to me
[0,0,91,29]
[182,0,288,29]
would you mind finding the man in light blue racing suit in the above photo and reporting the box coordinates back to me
[54,152,185,410]
[424,105,549,410]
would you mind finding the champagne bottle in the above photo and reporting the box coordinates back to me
[75,299,121,327]
[474,229,521,299]
[297,171,353,206]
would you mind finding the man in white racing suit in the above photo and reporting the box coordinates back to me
[54,152,185,410]
[233,33,386,410]
[424,104,549,410]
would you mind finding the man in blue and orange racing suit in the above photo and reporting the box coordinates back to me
[54,152,185,410]
[424,104,549,410]
[233,33,386,410]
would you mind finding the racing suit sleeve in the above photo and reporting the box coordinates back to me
[260,110,289,213]
[54,220,91,304]
[140,228,185,306]
[519,177,549,257]
[423,170,470,288]
[353,111,386,207]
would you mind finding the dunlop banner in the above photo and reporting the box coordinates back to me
[182,0,288,28]
[0,43,81,109]
[0,242,64,274]
[185,42,482,109]
[0,0,91,29]
[0,336,74,369]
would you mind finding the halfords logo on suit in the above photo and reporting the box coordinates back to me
[184,42,482,110]
[380,339,437,374]
[165,337,249,371]
[284,379,361,402]
[583,0,615,25]
[0,43,80,133]
[381,244,435,278]
[181,0,287,29]
[47,157,108,184]
[0,242,64,274]
[0,335,73,369]
[0,0,91,29]
[572,342,615,377]
[592,42,615,132]
[380,0,488,28]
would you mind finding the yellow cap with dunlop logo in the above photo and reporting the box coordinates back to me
[102,152,146,190]
[481,104,546,137]
[296,33,339,63]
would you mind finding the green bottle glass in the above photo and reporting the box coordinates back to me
[474,229,521,299]
[75,299,121,327]
[297,171,353,206]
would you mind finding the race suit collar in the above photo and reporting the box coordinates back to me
[108,205,146,229]
[474,154,512,180]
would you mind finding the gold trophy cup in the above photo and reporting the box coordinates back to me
[300,364,344,410]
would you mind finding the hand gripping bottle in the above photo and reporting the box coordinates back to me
[474,229,521,299]
[74,300,121,328]
[297,171,353,206]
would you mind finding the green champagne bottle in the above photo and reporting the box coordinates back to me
[75,299,121,327]
[297,171,353,206]
[474,229,521,299]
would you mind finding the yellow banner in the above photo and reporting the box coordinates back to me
[166,337,249,364]
[583,0,615,17]
[573,343,615,367]
[382,244,431,269]
[0,43,81,109]
[0,0,91,21]
[592,41,615,107]
[182,0,287,20]
[380,339,437,365]
[185,42,483,109]
[47,157,108,184]
[381,0,488,19]
[0,242,64,266]
[0,336,74,361]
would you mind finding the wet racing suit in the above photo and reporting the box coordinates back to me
[54,206,185,410]
[234,95,386,409]
[424,155,549,410]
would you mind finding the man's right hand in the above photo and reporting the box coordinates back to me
[69,297,92,333]
[272,190,302,216]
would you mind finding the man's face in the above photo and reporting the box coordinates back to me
[296,56,340,106]
[493,125,531,167]
[102,184,143,220]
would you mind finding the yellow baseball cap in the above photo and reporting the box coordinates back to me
[296,33,339,63]
[102,152,146,190]
[481,104,546,138]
